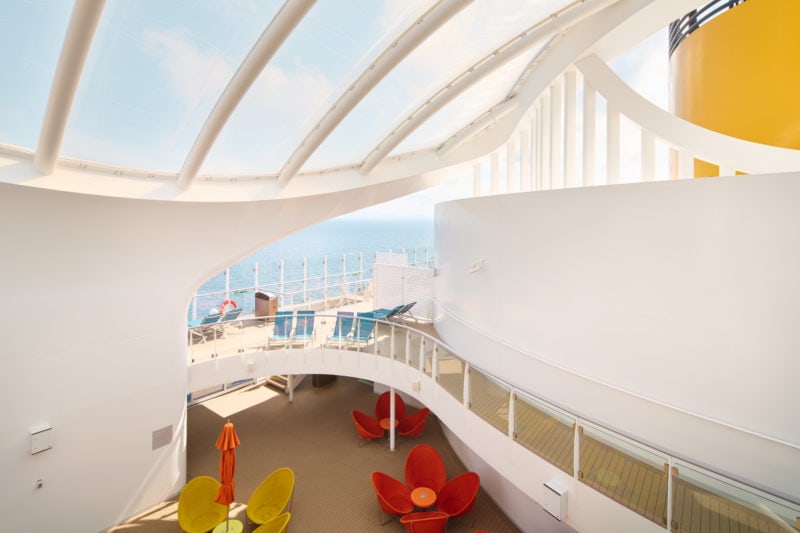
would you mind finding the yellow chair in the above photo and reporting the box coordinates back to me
[247,467,295,525]
[253,512,291,533]
[177,476,227,533]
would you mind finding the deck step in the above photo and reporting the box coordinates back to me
[266,375,287,391]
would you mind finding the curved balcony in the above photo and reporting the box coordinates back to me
[668,1,747,57]
[188,312,800,532]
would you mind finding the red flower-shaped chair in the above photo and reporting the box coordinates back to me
[375,390,407,422]
[351,410,384,445]
[400,511,449,533]
[370,471,414,524]
[437,472,480,517]
[398,407,431,437]
[404,444,447,493]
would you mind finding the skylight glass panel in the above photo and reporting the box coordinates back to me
[61,0,283,172]
[392,49,537,155]
[304,0,574,170]
[202,0,427,176]
[0,1,72,150]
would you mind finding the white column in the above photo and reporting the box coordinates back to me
[564,70,578,188]
[641,129,656,181]
[506,139,516,193]
[533,110,541,190]
[541,93,551,189]
[520,129,531,192]
[550,82,563,189]
[606,103,620,185]
[389,387,396,451]
[490,152,499,194]
[583,79,596,186]
[472,162,482,197]
[678,149,693,180]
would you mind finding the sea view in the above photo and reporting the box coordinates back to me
[192,217,434,316]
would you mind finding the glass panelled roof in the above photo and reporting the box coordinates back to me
[0,0,606,181]
[305,0,571,170]
[0,0,72,149]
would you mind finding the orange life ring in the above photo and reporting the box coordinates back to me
[219,299,238,315]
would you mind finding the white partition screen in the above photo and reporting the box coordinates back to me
[374,264,433,322]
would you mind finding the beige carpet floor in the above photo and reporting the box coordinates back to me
[110,376,522,532]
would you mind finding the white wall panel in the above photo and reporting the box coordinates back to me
[433,173,800,500]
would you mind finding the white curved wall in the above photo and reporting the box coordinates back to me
[0,171,447,532]
[433,173,800,500]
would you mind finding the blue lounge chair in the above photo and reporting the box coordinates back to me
[213,307,243,338]
[349,311,377,347]
[293,310,315,347]
[188,312,222,343]
[326,311,354,347]
[268,310,294,348]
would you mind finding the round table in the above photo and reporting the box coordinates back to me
[380,417,398,430]
[212,519,243,533]
[410,486,437,508]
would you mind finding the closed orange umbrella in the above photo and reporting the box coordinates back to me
[214,421,240,532]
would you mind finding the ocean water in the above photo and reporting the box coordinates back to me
[193,218,434,315]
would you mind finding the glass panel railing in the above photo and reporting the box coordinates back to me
[436,345,464,401]
[579,425,669,528]
[513,393,575,475]
[469,369,510,435]
[374,321,393,359]
[421,338,434,377]
[671,461,800,533]
[407,330,422,369]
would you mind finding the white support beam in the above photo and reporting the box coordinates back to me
[563,70,578,187]
[277,0,473,187]
[472,162,482,197]
[607,103,620,185]
[582,79,596,186]
[520,129,531,192]
[360,0,606,175]
[490,152,499,194]
[506,139,516,193]
[177,0,315,189]
[641,128,656,181]
[34,0,106,175]
[549,82,563,189]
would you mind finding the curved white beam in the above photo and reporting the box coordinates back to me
[276,0,474,188]
[359,0,611,175]
[437,0,701,163]
[576,53,800,173]
[177,0,316,190]
[34,0,106,175]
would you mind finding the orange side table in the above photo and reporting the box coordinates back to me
[410,486,437,508]
[380,417,398,430]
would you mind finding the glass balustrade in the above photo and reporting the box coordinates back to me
[513,392,575,475]
[469,369,510,435]
[579,424,669,527]
[187,314,799,532]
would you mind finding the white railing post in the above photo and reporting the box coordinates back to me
[323,255,328,307]
[574,420,581,480]
[473,162,482,197]
[463,363,471,407]
[432,345,439,384]
[607,103,620,184]
[490,152,499,194]
[564,70,578,187]
[405,330,411,366]
[583,79,596,186]
[666,456,674,530]
[678,149,693,180]
[520,129,531,192]
[390,324,395,359]
[533,108,541,190]
[389,387,396,452]
[508,391,516,440]
[254,262,259,292]
[303,257,308,304]
[341,253,346,306]
[191,296,197,321]
[358,253,364,297]
[279,260,285,307]
[225,268,230,301]
[550,81,563,189]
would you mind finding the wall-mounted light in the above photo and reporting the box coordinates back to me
[467,259,484,274]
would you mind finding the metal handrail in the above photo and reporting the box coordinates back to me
[668,0,747,57]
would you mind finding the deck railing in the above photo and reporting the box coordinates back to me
[187,313,800,532]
